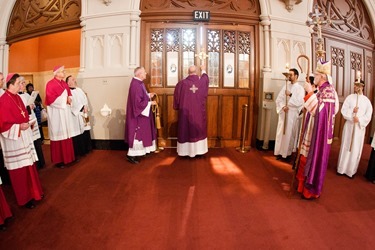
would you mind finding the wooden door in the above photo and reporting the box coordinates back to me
[325,38,372,141]
[141,22,258,148]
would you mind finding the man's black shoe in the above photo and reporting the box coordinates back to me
[276,155,282,160]
[55,163,65,169]
[24,200,36,209]
[127,156,139,164]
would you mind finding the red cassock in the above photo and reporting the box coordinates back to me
[0,91,44,206]
[45,77,75,165]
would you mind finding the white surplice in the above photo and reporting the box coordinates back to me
[337,93,373,177]
[0,124,38,170]
[274,82,305,158]
[19,93,41,141]
[69,88,85,137]
[47,89,74,141]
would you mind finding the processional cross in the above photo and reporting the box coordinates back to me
[191,48,209,93]
[195,48,209,65]
[306,4,330,59]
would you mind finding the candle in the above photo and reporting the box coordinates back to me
[357,70,361,81]
[200,26,203,47]
[285,63,290,71]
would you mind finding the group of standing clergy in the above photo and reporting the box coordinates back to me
[275,60,374,200]
[45,66,92,168]
[0,67,92,231]
[124,64,209,164]
[0,72,44,230]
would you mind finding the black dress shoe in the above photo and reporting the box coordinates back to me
[276,155,282,160]
[24,200,36,209]
[55,163,65,169]
[127,156,139,164]
[0,224,6,231]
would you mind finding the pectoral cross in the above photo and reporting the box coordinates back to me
[190,84,198,93]
[21,110,25,118]
[195,48,209,65]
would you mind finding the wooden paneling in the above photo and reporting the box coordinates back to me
[140,0,260,148]
[143,25,257,148]
[221,96,235,139]
[316,0,375,142]
[325,38,372,140]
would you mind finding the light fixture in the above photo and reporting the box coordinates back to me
[100,104,112,117]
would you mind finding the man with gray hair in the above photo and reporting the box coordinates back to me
[124,66,157,164]
[45,66,75,168]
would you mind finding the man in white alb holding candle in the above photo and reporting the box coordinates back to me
[337,76,373,179]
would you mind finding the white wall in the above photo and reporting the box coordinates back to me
[257,0,313,144]
[77,0,141,139]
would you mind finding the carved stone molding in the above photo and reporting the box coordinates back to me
[7,0,81,44]
[103,0,112,6]
[282,0,302,12]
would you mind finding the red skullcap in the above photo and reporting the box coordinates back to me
[6,73,15,83]
[53,65,64,74]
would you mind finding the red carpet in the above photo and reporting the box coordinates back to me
[0,141,374,249]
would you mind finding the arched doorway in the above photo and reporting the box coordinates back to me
[140,0,260,148]
[6,0,81,93]
[6,0,81,142]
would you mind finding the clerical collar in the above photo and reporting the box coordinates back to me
[18,92,23,94]
[134,77,143,81]
[70,87,76,90]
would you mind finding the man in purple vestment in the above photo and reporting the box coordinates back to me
[301,60,338,199]
[173,65,209,157]
[124,67,157,164]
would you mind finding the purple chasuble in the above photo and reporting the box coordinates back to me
[173,73,209,143]
[304,81,336,195]
[124,78,156,148]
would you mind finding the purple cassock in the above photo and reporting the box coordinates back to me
[124,78,156,148]
[173,73,209,143]
[304,81,336,195]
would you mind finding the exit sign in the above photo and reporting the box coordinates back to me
[193,10,210,22]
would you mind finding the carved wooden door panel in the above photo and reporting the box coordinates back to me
[142,22,257,148]
[315,0,375,143]
[326,38,368,140]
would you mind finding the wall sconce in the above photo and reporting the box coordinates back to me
[103,0,112,6]
[100,104,112,117]
[282,0,302,12]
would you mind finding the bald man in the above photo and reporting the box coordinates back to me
[173,65,209,157]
